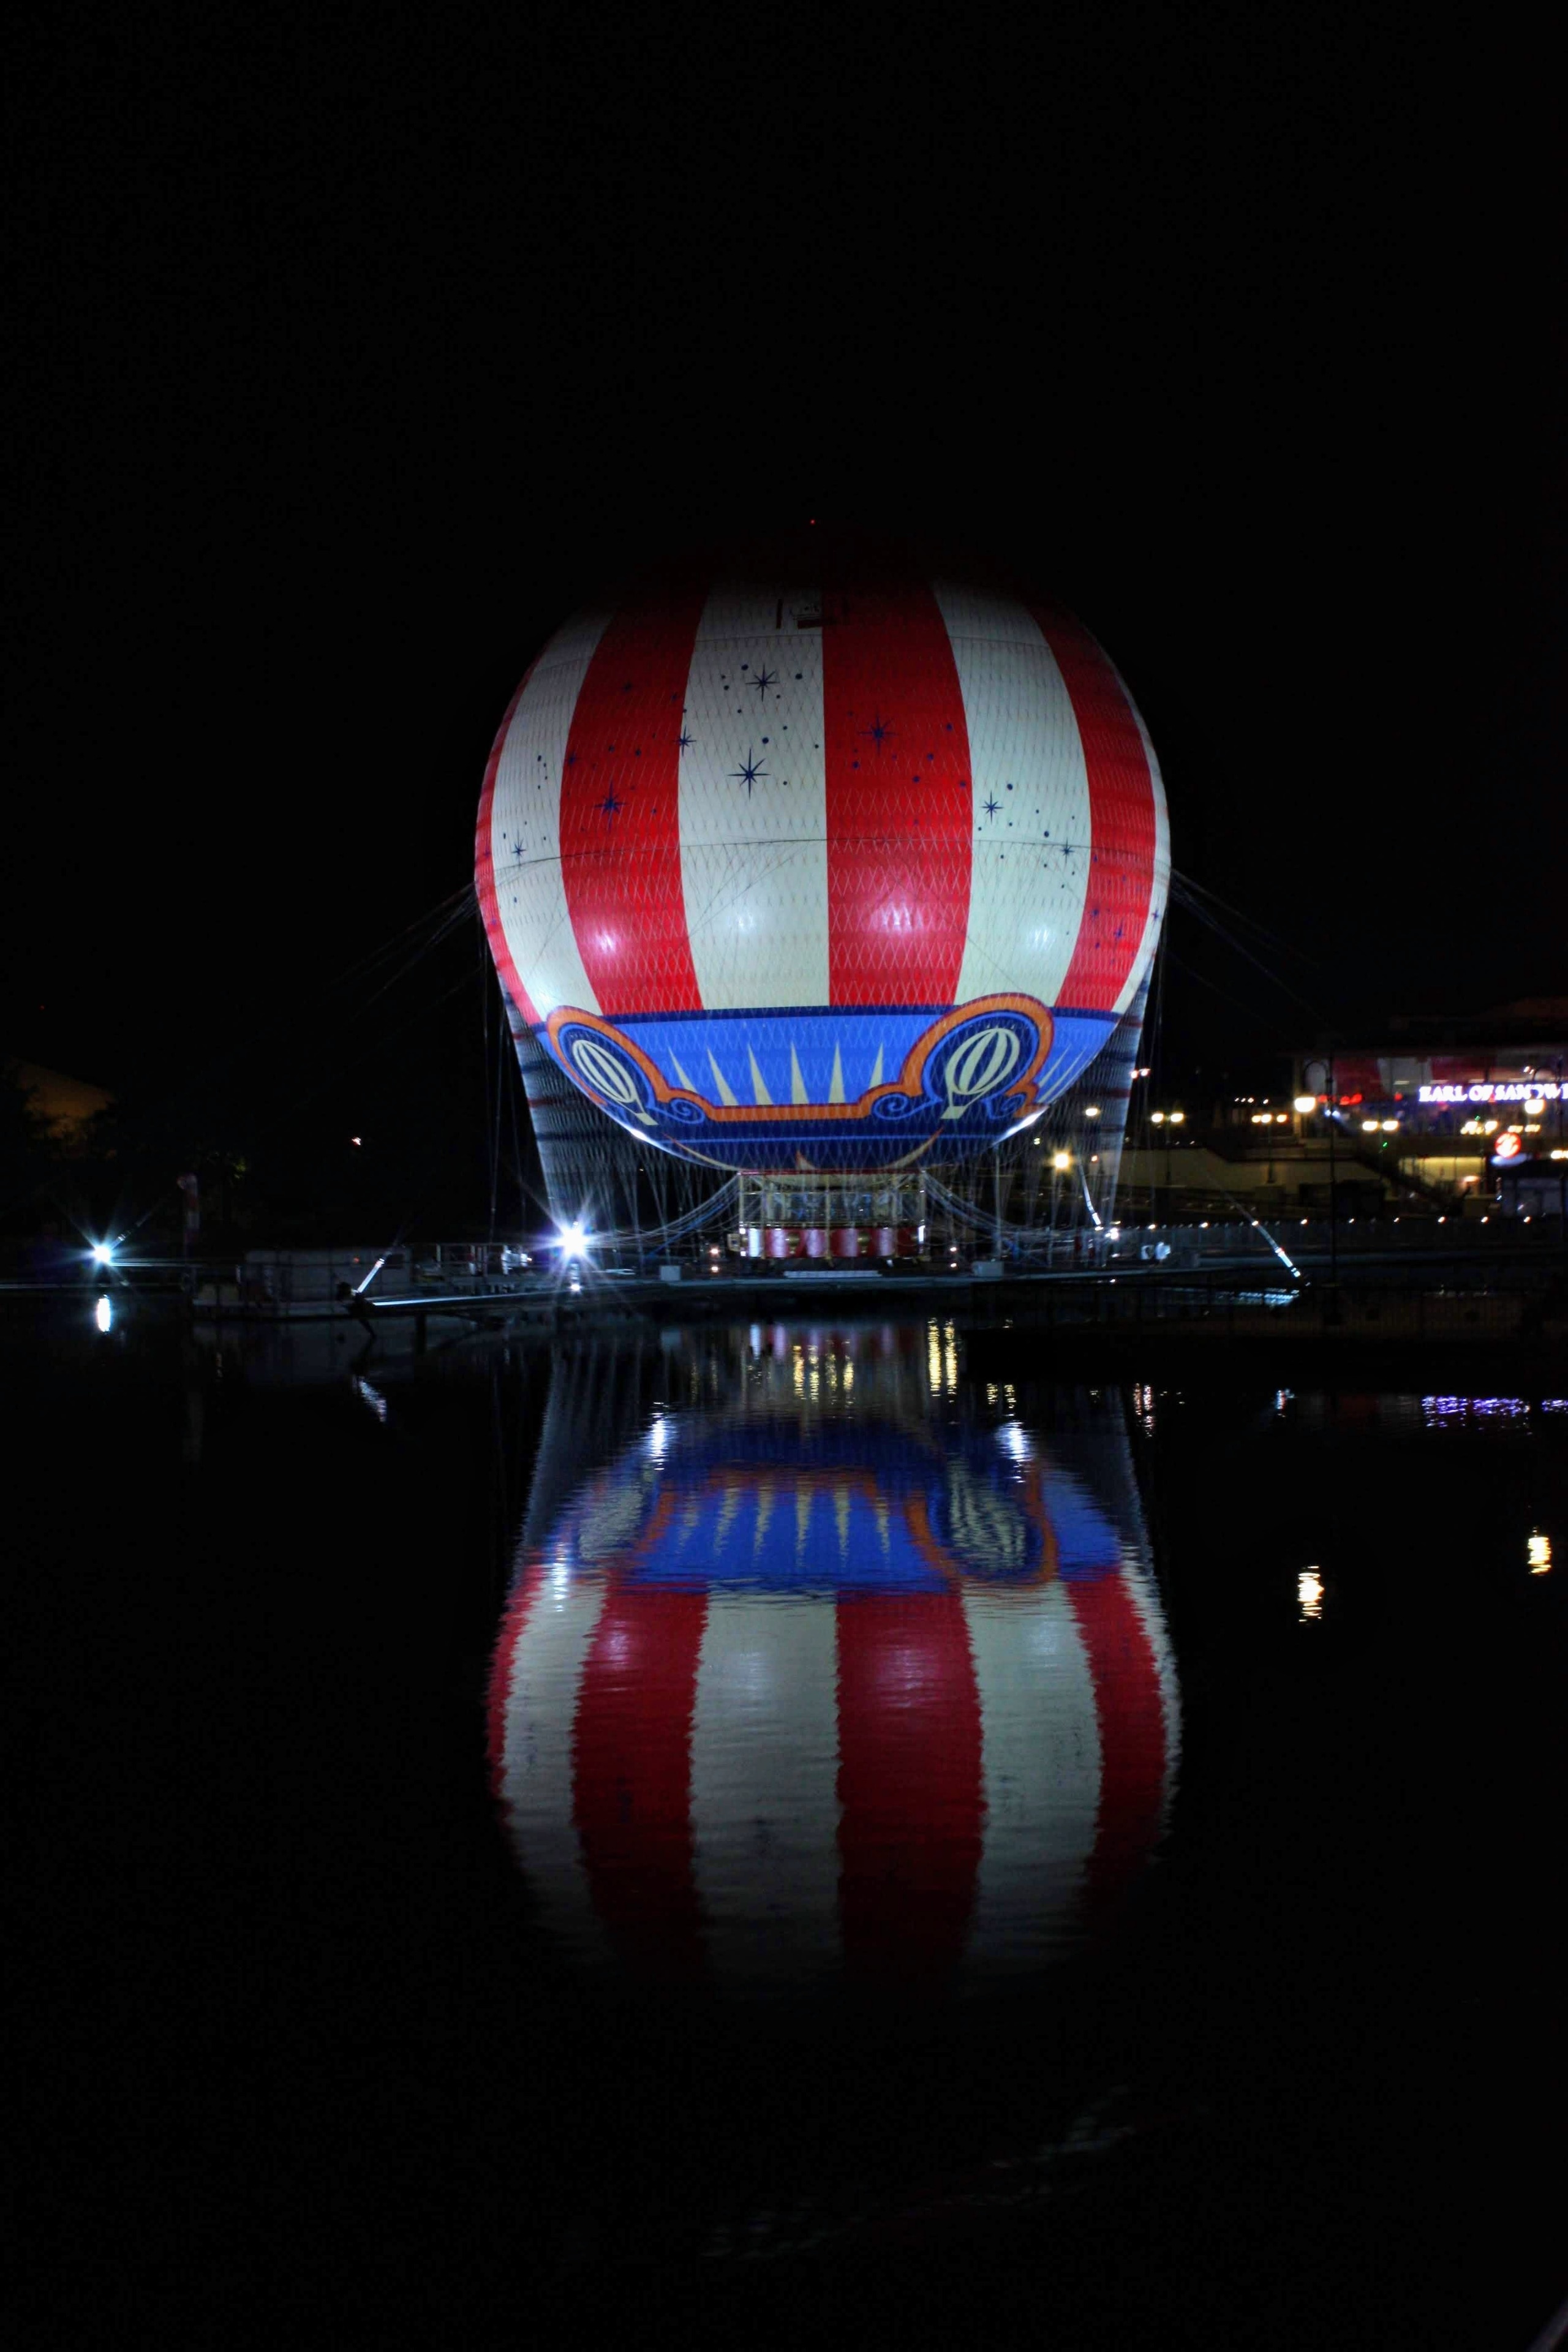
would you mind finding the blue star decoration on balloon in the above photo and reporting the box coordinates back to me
[729,750,769,796]
[982,795,1001,821]
[751,666,778,698]
[597,790,624,821]
[862,713,894,752]
[677,728,695,754]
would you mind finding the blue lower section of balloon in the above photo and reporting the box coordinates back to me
[532,1000,1117,1170]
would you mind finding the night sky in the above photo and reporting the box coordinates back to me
[6,12,1564,1195]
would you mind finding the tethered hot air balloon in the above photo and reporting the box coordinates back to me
[476,527,1167,1248]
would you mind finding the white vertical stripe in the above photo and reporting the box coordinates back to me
[677,582,831,1010]
[487,608,612,1019]
[688,1594,842,1990]
[1112,688,1171,1018]
[961,1585,1103,1972]
[497,1568,611,1966]
[932,584,1095,1010]
[1115,1553,1182,1821]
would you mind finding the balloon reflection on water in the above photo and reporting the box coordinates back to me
[489,1328,1180,1997]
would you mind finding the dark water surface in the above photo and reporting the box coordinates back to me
[13,1298,1566,2344]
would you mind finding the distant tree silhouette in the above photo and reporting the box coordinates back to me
[0,1060,54,1223]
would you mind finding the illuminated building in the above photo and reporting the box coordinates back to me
[1294,1002,1568,1215]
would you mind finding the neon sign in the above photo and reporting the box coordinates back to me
[1419,1081,1562,1104]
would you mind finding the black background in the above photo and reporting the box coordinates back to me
[6,7,1564,1215]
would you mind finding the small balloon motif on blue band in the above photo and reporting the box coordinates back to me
[558,1025,658,1128]
[924,1007,1041,1125]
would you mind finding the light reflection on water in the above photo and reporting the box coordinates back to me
[489,1322,1179,1999]
[12,1298,1566,2331]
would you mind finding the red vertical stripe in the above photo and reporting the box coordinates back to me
[821,548,973,1005]
[571,1588,709,1980]
[835,1594,985,1983]
[1032,605,1158,1011]
[557,586,707,1015]
[1066,1570,1168,1911]
[475,674,542,1025]
[485,1558,547,1797]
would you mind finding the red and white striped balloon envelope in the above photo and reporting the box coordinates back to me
[476,527,1169,1172]
[489,1388,1179,2000]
